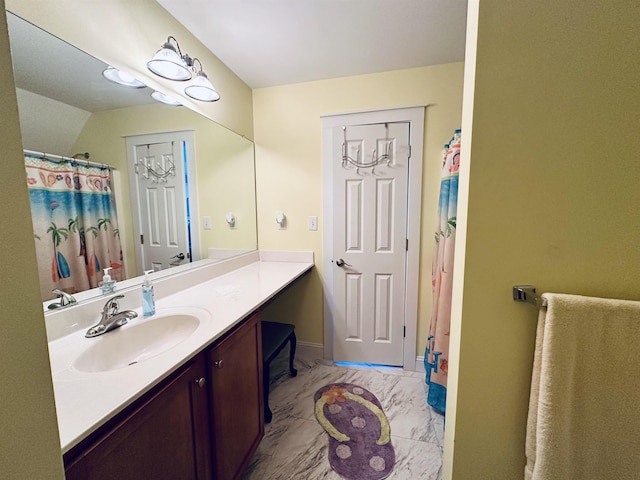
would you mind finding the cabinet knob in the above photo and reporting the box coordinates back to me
[196,377,206,388]
[214,360,224,369]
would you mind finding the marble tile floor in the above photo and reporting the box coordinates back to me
[243,351,445,480]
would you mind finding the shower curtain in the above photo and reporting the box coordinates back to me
[25,153,124,301]
[424,129,461,414]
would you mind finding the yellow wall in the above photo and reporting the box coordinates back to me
[447,1,640,478]
[253,64,464,348]
[0,4,64,478]
[72,103,257,276]
[6,0,254,139]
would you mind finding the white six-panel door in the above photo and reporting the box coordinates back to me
[126,131,196,274]
[332,122,410,365]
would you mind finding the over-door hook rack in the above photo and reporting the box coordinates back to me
[341,125,392,174]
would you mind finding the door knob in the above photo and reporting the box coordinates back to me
[195,377,206,388]
[171,252,185,261]
[336,258,352,267]
[214,360,224,369]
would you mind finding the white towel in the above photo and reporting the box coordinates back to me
[525,293,640,480]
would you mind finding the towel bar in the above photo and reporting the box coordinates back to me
[513,285,548,307]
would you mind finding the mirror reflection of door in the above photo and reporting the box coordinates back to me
[126,131,199,274]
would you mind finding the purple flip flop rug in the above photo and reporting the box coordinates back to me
[314,383,395,480]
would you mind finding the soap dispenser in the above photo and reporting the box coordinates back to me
[100,267,116,294]
[142,270,155,317]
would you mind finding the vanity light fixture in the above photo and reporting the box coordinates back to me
[151,90,182,106]
[147,35,193,82]
[148,35,221,102]
[147,36,192,81]
[102,66,145,88]
[184,58,220,102]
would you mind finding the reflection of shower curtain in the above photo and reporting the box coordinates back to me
[424,129,461,414]
[25,154,124,301]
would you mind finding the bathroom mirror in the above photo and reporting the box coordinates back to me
[6,12,258,305]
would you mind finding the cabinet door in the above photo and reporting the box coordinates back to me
[208,314,264,480]
[65,355,212,480]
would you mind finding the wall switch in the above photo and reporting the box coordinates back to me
[203,216,212,230]
[308,216,318,231]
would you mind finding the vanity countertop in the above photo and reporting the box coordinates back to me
[47,252,313,453]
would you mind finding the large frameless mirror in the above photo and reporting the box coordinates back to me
[6,12,258,307]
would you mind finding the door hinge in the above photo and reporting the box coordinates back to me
[405,239,408,251]
[140,234,144,245]
[403,326,406,338]
[408,145,412,158]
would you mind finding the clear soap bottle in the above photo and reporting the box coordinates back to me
[100,267,116,294]
[142,270,155,317]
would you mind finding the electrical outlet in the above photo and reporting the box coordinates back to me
[203,216,212,230]
[308,216,318,231]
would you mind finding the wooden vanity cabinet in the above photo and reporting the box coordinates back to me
[63,313,264,480]
[208,313,264,480]
[64,354,212,480]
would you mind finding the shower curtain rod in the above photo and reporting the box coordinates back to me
[23,149,116,170]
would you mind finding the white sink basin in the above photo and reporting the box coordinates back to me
[73,313,200,373]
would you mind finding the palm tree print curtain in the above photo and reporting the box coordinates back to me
[424,129,461,414]
[25,154,124,301]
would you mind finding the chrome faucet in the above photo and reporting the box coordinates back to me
[48,288,77,309]
[85,294,138,338]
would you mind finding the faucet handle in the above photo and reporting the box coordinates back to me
[52,288,77,307]
[102,294,125,314]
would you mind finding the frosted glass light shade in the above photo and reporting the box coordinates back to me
[151,90,181,106]
[147,44,192,81]
[184,71,220,102]
[102,67,145,88]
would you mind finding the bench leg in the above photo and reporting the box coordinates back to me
[263,361,273,423]
[289,332,298,377]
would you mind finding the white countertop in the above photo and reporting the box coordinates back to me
[47,252,313,453]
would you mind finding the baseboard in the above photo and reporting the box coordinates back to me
[415,356,426,373]
[296,341,324,363]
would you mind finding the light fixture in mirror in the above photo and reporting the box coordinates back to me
[6,12,258,306]
[151,90,182,106]
[102,66,145,88]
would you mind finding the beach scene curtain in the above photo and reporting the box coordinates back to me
[424,129,461,414]
[25,154,124,301]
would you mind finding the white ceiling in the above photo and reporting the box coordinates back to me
[156,0,468,89]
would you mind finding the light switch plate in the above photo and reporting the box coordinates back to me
[203,216,212,230]
[308,216,318,231]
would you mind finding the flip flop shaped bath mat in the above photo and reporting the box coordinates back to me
[314,383,395,480]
